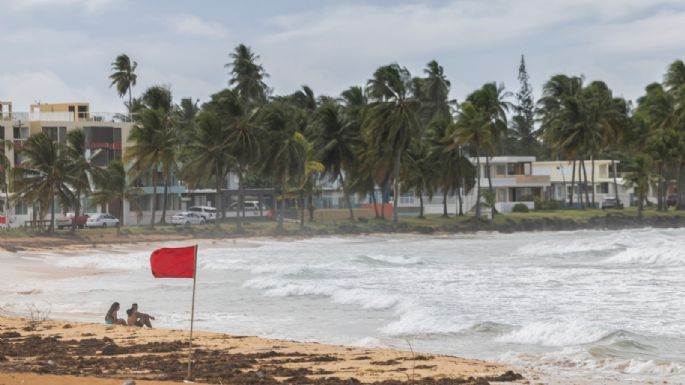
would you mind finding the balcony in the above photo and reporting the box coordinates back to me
[0,112,134,123]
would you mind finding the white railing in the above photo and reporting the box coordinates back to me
[0,112,134,123]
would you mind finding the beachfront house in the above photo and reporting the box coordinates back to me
[532,160,633,208]
[395,156,552,215]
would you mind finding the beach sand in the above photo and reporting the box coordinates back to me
[0,316,524,385]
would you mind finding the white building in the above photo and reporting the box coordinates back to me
[532,160,633,207]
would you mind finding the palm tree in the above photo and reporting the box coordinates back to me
[313,100,360,220]
[539,74,585,207]
[420,60,452,121]
[365,64,421,223]
[13,133,74,232]
[261,100,306,232]
[293,133,324,227]
[624,154,658,219]
[466,82,512,191]
[225,44,269,105]
[181,110,233,228]
[91,160,143,230]
[125,108,177,226]
[65,129,103,231]
[109,54,138,113]
[404,139,437,218]
[448,101,492,220]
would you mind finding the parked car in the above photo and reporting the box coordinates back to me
[85,213,119,228]
[601,198,623,209]
[56,213,89,229]
[230,200,262,211]
[667,194,678,208]
[171,212,206,226]
[187,206,217,222]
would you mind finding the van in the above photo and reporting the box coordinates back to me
[187,206,217,222]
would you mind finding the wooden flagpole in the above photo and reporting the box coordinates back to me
[186,244,198,380]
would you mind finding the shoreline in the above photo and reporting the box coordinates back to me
[2,211,685,251]
[0,315,524,385]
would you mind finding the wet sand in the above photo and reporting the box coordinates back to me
[0,316,523,385]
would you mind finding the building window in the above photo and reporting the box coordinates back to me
[597,183,609,194]
[495,165,506,176]
[42,127,67,143]
[15,201,27,215]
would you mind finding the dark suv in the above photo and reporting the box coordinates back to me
[601,198,623,209]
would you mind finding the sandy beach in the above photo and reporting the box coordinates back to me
[0,315,522,385]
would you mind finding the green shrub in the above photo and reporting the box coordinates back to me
[512,203,530,213]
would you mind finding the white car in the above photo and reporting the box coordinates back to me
[187,206,217,222]
[171,212,206,226]
[85,213,119,228]
[230,200,262,211]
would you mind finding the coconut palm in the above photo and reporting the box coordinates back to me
[181,110,233,228]
[12,133,74,232]
[419,60,452,121]
[539,74,586,207]
[466,82,512,191]
[313,100,360,220]
[404,139,437,218]
[65,129,103,231]
[292,133,324,227]
[624,154,658,219]
[109,54,138,113]
[448,101,492,220]
[125,108,177,226]
[365,64,421,223]
[225,44,269,105]
[261,100,306,232]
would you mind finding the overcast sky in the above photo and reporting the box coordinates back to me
[1,0,684,112]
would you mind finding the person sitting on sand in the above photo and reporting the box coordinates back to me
[126,303,155,328]
[105,302,127,325]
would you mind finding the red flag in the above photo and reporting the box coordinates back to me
[150,246,196,278]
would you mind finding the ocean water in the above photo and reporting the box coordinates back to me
[1,228,684,383]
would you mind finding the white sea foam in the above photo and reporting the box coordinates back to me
[603,243,685,266]
[497,321,611,347]
[357,254,423,265]
[351,337,386,348]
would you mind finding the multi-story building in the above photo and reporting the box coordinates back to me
[0,101,143,226]
[532,160,633,207]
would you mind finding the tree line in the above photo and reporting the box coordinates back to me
[4,44,685,231]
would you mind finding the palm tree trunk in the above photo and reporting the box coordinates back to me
[128,87,133,115]
[150,171,157,227]
[277,175,286,232]
[677,163,685,210]
[638,187,644,220]
[299,191,305,228]
[570,159,576,207]
[612,158,621,207]
[580,159,589,209]
[656,164,664,211]
[339,171,354,220]
[442,189,448,217]
[475,149,482,220]
[50,186,56,233]
[591,155,595,208]
[308,193,314,221]
[216,164,224,230]
[418,192,424,218]
[71,191,80,232]
[160,170,169,224]
[485,154,493,191]
[236,168,244,231]
[392,152,401,223]
[457,185,464,216]
[371,189,379,218]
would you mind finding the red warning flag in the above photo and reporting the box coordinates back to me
[150,246,196,278]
